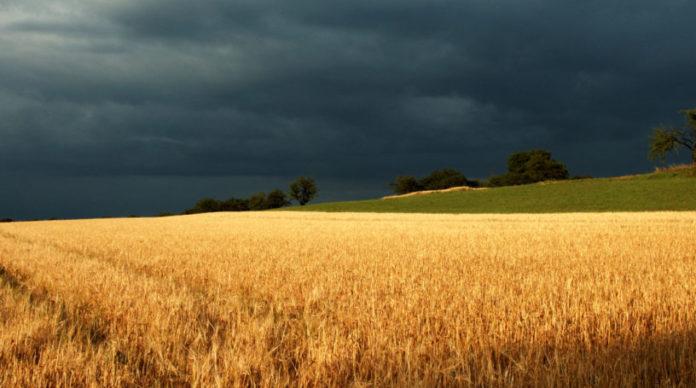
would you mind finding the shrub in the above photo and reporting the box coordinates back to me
[248,192,268,211]
[221,197,250,211]
[265,189,291,209]
[390,176,423,195]
[419,169,471,190]
[193,198,222,213]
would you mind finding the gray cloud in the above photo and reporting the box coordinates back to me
[1,0,695,218]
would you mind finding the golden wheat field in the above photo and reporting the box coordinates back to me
[1,211,696,386]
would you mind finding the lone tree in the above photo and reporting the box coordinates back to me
[649,108,696,165]
[289,177,318,206]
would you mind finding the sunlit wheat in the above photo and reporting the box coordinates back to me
[1,212,695,386]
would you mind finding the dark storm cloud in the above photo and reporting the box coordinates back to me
[1,0,695,218]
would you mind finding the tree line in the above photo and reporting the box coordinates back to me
[390,149,573,195]
[390,169,480,195]
[185,176,318,214]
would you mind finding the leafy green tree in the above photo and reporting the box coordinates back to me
[390,176,422,195]
[489,149,569,187]
[248,192,268,210]
[265,189,291,209]
[289,177,318,206]
[649,108,696,164]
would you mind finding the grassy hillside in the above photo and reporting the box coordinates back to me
[293,166,696,213]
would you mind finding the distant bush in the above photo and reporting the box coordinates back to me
[192,198,222,213]
[390,176,423,195]
[220,197,250,211]
[487,173,529,187]
[420,169,471,190]
[265,189,291,209]
[248,193,268,211]
[488,150,569,187]
[0,218,13,223]
[390,168,477,194]
[467,180,481,188]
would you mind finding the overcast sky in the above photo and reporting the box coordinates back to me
[1,0,695,219]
